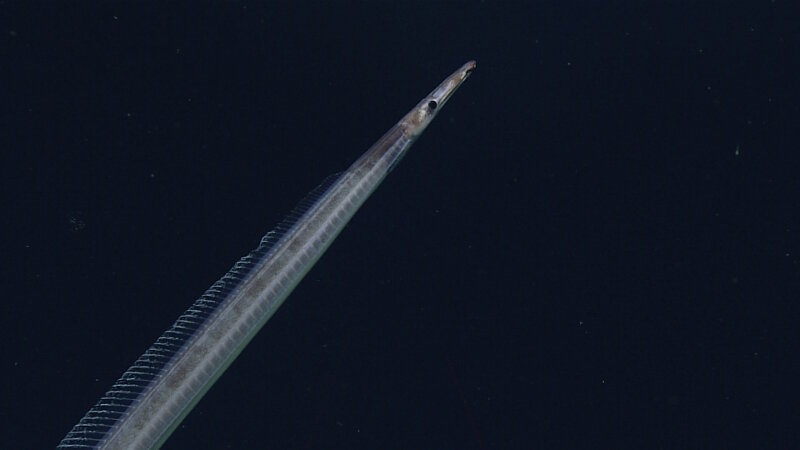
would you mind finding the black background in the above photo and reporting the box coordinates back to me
[3,2,799,448]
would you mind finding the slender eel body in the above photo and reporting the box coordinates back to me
[57,61,475,450]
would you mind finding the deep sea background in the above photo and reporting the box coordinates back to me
[2,2,799,448]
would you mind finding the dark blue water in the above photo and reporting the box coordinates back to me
[3,2,798,448]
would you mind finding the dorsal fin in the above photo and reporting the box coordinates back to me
[57,172,344,448]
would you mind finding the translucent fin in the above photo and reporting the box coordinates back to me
[57,172,344,449]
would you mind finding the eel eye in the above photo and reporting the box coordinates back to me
[427,100,438,111]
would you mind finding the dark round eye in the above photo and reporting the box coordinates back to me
[427,100,438,111]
